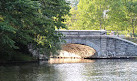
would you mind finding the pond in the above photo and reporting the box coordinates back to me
[0,59,137,81]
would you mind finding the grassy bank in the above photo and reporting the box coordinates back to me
[124,37,137,44]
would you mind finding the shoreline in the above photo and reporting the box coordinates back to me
[0,59,48,65]
[0,57,136,65]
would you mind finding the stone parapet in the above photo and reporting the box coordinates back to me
[58,30,137,58]
[56,30,107,35]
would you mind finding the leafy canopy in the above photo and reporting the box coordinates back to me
[0,0,70,58]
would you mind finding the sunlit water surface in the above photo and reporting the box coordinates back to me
[0,59,137,81]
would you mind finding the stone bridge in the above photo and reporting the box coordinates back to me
[57,30,137,58]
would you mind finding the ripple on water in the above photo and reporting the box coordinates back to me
[0,59,137,81]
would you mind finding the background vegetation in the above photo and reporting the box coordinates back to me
[65,0,137,37]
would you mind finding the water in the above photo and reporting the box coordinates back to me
[0,59,137,81]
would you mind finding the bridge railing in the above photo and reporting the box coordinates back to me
[56,30,127,38]
[56,30,107,35]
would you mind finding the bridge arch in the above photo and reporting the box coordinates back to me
[57,30,137,58]
[60,43,96,58]
[62,38,101,57]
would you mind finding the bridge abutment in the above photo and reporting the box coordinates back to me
[100,37,107,57]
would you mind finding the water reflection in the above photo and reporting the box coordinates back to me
[48,58,95,64]
[0,59,137,81]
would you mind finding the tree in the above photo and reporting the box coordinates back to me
[124,0,137,36]
[67,0,111,30]
[0,0,70,60]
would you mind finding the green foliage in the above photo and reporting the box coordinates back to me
[66,0,137,35]
[12,52,35,61]
[0,0,70,60]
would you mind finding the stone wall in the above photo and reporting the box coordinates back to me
[59,30,137,58]
[106,36,137,57]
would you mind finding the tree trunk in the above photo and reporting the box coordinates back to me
[132,19,134,37]
[100,19,102,30]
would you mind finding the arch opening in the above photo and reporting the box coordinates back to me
[56,44,97,58]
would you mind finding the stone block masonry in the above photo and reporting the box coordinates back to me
[57,30,137,58]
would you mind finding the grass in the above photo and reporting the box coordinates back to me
[124,37,137,44]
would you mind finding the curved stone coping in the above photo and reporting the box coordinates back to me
[106,35,137,46]
[63,35,137,46]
